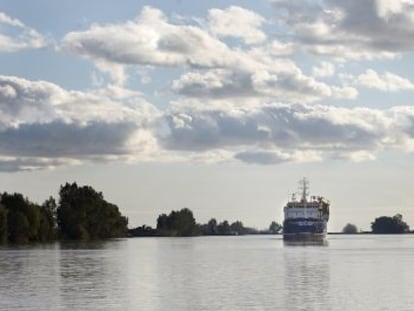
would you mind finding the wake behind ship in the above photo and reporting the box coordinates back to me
[283,178,330,241]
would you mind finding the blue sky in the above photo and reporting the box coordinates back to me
[1,0,414,231]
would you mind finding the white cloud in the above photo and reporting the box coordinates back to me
[172,68,358,102]
[0,75,161,171]
[61,6,254,82]
[161,99,414,164]
[0,11,45,52]
[207,6,267,44]
[3,74,414,169]
[61,6,359,103]
[356,69,414,91]
[270,0,414,59]
[332,150,376,162]
[312,61,335,78]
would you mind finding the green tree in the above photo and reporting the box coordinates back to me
[202,218,218,235]
[0,205,8,244]
[371,214,409,234]
[269,221,282,234]
[217,220,231,235]
[57,182,128,240]
[1,193,39,243]
[8,211,30,243]
[342,223,358,234]
[156,208,198,236]
[230,221,245,235]
[0,192,57,243]
[38,197,57,241]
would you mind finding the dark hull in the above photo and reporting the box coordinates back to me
[283,218,327,241]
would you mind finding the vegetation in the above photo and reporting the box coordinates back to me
[156,208,199,236]
[129,208,282,237]
[0,182,128,244]
[0,204,8,243]
[269,221,282,234]
[342,223,358,234]
[371,214,410,234]
[200,218,256,235]
[2,181,413,243]
[128,225,158,237]
[0,193,56,243]
[57,183,128,240]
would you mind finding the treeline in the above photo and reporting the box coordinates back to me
[0,182,128,243]
[128,208,282,237]
[0,194,56,243]
[342,214,410,234]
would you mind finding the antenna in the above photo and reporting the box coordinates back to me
[299,177,309,202]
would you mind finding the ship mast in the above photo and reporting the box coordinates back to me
[299,177,309,203]
[299,177,309,219]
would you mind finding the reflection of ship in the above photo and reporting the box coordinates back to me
[283,178,330,241]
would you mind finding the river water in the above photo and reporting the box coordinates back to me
[0,235,413,311]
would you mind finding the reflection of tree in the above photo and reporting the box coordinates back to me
[58,240,129,309]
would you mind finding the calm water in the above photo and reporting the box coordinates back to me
[1,235,414,311]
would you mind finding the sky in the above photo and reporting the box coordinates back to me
[1,0,414,232]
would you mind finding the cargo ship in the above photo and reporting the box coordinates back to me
[283,178,330,241]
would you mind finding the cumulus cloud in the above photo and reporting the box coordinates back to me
[270,0,414,59]
[0,11,45,52]
[164,101,387,151]
[172,68,357,102]
[3,74,414,169]
[160,99,414,164]
[356,69,414,91]
[0,75,161,171]
[312,62,335,78]
[207,6,266,44]
[60,6,253,80]
[6,4,414,169]
[60,5,357,102]
[0,156,80,172]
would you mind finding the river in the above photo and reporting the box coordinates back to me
[1,235,413,310]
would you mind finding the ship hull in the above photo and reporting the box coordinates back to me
[283,219,327,241]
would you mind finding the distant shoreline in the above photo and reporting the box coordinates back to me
[126,231,414,238]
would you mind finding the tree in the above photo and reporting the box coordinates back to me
[0,205,8,244]
[128,225,157,237]
[207,218,218,234]
[57,183,128,240]
[201,218,218,235]
[371,214,409,234]
[342,223,358,234]
[1,193,38,243]
[269,221,282,234]
[230,221,246,235]
[156,208,198,236]
[0,192,57,243]
[217,220,231,235]
[38,197,57,241]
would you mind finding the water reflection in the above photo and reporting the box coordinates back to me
[1,236,414,310]
[155,238,199,310]
[282,241,331,310]
[0,243,62,310]
[57,239,129,310]
[283,239,329,247]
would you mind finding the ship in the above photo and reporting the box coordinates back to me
[283,178,330,241]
